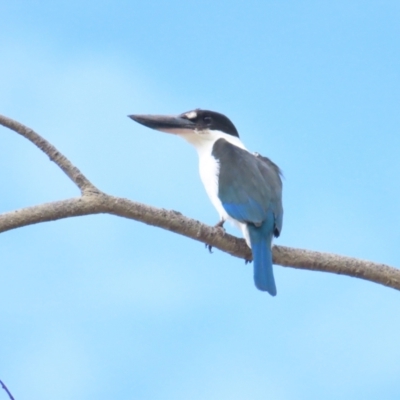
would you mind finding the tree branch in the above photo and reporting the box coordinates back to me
[1,114,399,293]
[0,114,99,194]
[0,380,15,400]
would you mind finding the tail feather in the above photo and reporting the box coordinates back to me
[248,224,277,296]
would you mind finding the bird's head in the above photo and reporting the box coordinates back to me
[129,109,241,148]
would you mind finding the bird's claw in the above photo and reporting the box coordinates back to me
[205,243,213,253]
[205,221,227,254]
[214,220,226,231]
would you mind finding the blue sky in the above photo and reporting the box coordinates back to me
[1,1,399,399]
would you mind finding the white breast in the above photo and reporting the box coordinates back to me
[182,130,252,247]
[198,148,229,221]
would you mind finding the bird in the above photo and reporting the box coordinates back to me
[129,109,283,296]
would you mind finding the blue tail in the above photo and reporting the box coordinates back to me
[248,223,277,296]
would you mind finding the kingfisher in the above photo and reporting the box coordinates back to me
[129,109,283,296]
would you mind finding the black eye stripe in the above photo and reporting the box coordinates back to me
[179,109,239,137]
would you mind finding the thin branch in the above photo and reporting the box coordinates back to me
[1,114,399,293]
[1,194,399,292]
[0,380,15,400]
[273,245,400,290]
[0,194,248,259]
[0,114,99,195]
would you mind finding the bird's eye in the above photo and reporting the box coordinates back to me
[203,116,212,125]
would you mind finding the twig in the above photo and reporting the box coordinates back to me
[0,114,99,195]
[0,380,15,400]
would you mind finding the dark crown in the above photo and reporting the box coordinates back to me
[180,109,239,137]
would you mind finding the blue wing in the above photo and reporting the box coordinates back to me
[212,139,283,232]
[212,139,283,295]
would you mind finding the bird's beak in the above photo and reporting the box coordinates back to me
[128,114,196,135]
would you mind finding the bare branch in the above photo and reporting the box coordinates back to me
[1,193,399,292]
[0,380,15,400]
[1,114,399,294]
[273,245,400,291]
[0,194,247,259]
[0,114,99,194]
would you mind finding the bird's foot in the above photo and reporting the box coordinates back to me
[205,220,225,254]
[245,258,252,265]
[214,220,225,230]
